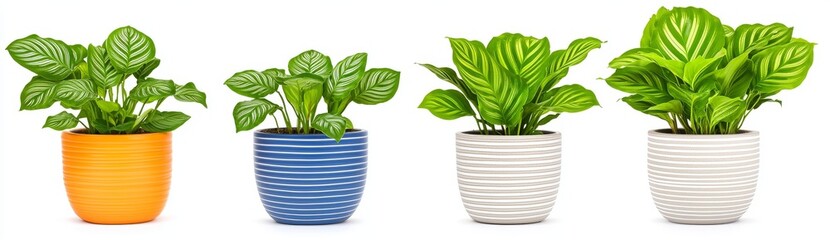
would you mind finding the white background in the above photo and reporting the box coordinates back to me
[2,0,828,239]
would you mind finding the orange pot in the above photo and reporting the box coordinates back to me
[62,130,172,224]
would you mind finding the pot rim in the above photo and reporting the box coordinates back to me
[63,128,171,137]
[649,128,759,138]
[457,130,560,139]
[255,128,367,136]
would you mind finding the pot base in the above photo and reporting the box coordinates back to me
[472,216,547,225]
[666,218,739,225]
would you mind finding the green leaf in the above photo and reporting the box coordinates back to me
[753,41,814,93]
[639,52,684,78]
[417,63,477,106]
[55,79,97,107]
[130,78,175,101]
[544,37,602,90]
[542,84,599,113]
[95,99,120,113]
[352,68,400,105]
[133,58,161,80]
[640,7,670,48]
[728,23,792,59]
[232,99,279,132]
[140,110,190,132]
[487,33,550,89]
[708,96,746,125]
[621,94,672,122]
[418,89,475,120]
[682,50,726,91]
[224,70,278,98]
[325,53,367,101]
[105,26,156,74]
[537,114,560,126]
[608,48,661,68]
[174,82,207,107]
[312,113,353,142]
[283,74,324,123]
[604,64,671,103]
[87,45,122,88]
[288,50,332,78]
[20,77,58,110]
[69,44,87,64]
[449,37,526,126]
[715,52,752,97]
[6,34,75,80]
[646,99,683,115]
[43,111,79,131]
[649,7,725,62]
[262,68,288,85]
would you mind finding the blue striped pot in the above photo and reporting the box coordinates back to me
[254,129,368,225]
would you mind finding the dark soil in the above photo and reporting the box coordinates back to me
[71,129,151,135]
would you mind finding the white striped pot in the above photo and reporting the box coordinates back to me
[456,131,561,224]
[647,129,760,224]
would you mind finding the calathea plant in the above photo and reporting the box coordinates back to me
[604,7,815,134]
[7,26,207,134]
[418,33,602,135]
[226,50,400,141]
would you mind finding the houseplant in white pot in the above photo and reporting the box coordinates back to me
[604,6,815,224]
[418,33,602,224]
[6,26,207,224]
[225,50,400,225]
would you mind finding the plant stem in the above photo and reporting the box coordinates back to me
[271,114,280,129]
[276,92,292,134]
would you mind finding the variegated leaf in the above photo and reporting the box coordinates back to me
[753,41,814,93]
[87,44,122,88]
[55,79,97,107]
[233,99,279,132]
[541,84,599,113]
[130,78,175,101]
[649,7,725,62]
[224,70,278,98]
[708,96,745,125]
[134,58,161,80]
[604,64,671,103]
[352,68,400,105]
[608,48,661,68]
[449,37,525,126]
[418,63,477,106]
[43,111,79,131]
[728,23,792,59]
[326,53,367,101]
[640,7,670,48]
[105,26,156,74]
[20,77,58,110]
[141,110,191,132]
[288,50,332,78]
[312,113,353,142]
[6,34,75,80]
[487,33,550,88]
[418,89,475,120]
[174,82,207,107]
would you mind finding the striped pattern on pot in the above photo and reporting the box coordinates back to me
[456,131,561,224]
[647,129,760,225]
[254,129,367,225]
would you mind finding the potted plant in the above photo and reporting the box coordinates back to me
[225,50,399,225]
[604,6,815,224]
[6,26,207,224]
[418,33,602,224]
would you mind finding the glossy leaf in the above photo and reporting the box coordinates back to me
[224,70,278,98]
[753,42,814,93]
[326,53,367,101]
[134,58,161,80]
[708,96,745,125]
[609,48,661,68]
[141,110,191,132]
[640,7,670,48]
[542,84,599,113]
[6,34,75,80]
[649,7,725,62]
[87,45,122,88]
[312,113,353,142]
[130,78,175,101]
[418,63,477,106]
[233,99,279,132]
[487,33,550,88]
[288,50,332,78]
[545,37,602,89]
[262,68,288,85]
[20,78,57,110]
[105,26,156,74]
[95,99,120,113]
[418,89,475,120]
[728,23,792,58]
[646,99,683,115]
[352,68,400,105]
[283,74,324,123]
[682,50,726,91]
[174,82,208,107]
[604,64,671,103]
[54,79,97,107]
[449,37,525,126]
[43,111,78,130]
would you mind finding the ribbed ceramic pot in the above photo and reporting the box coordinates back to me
[62,130,172,224]
[647,129,760,224]
[455,130,562,224]
[254,129,367,225]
